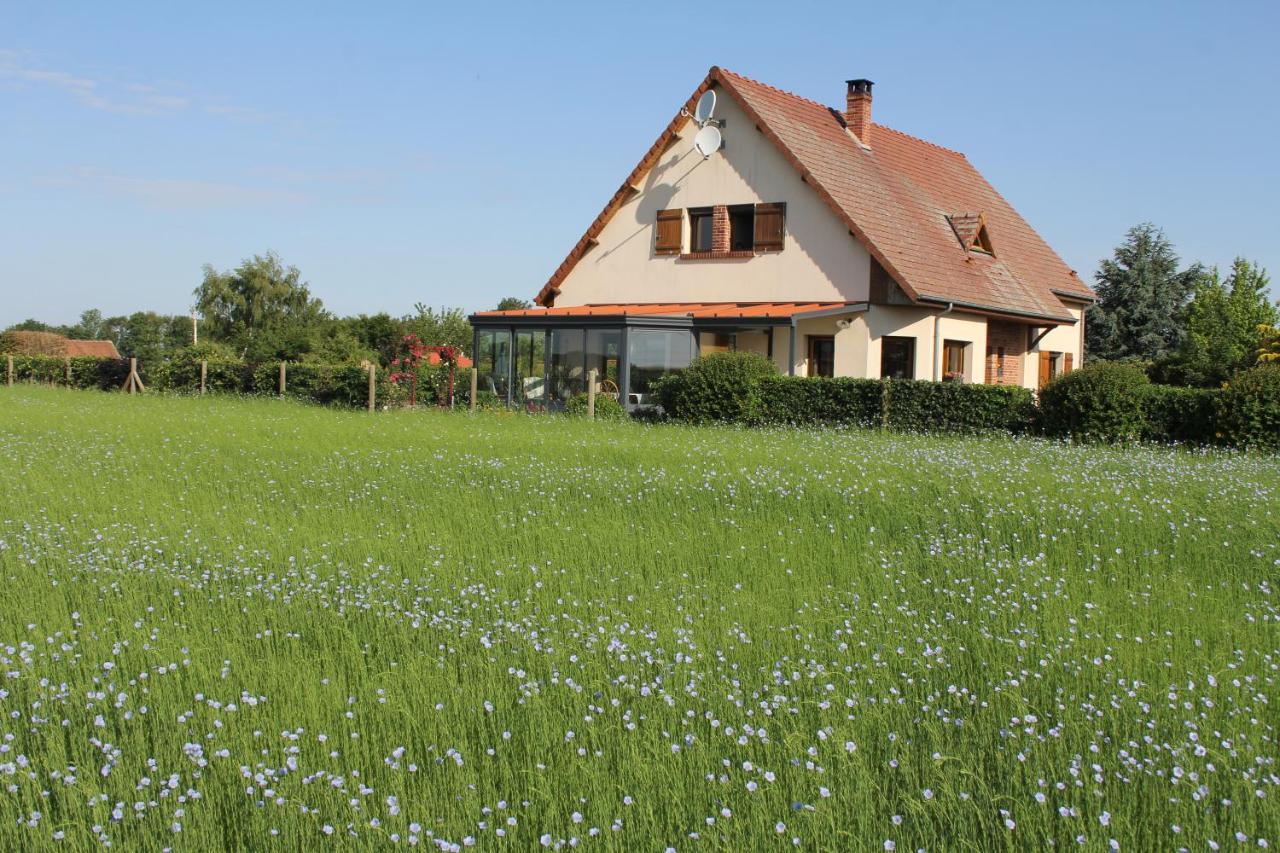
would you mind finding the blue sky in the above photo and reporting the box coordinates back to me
[2,0,1277,326]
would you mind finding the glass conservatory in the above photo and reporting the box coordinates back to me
[469,302,863,410]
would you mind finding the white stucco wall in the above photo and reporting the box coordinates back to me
[1022,304,1084,389]
[553,88,873,305]
[858,306,988,382]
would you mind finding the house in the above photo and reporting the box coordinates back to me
[470,67,1094,408]
[65,339,121,358]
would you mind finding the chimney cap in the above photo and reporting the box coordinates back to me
[846,79,874,95]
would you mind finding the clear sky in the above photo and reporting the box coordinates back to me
[2,0,1277,327]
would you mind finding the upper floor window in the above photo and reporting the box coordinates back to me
[728,205,755,251]
[654,203,786,256]
[688,208,714,253]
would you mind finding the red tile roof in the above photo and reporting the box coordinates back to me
[64,339,121,358]
[536,67,1094,323]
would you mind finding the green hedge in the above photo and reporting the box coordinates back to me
[659,354,1035,434]
[652,352,778,424]
[563,392,626,420]
[757,376,883,427]
[1138,385,1220,445]
[7,355,131,390]
[882,379,1036,434]
[1216,365,1280,450]
[250,362,391,408]
[1038,362,1150,443]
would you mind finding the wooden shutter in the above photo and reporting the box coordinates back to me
[1063,352,1074,373]
[1038,351,1053,389]
[754,202,786,252]
[655,209,682,255]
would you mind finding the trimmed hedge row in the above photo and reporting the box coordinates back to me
[655,353,1037,435]
[6,355,132,390]
[654,352,1280,449]
[6,354,485,410]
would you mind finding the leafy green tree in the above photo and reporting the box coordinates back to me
[1086,224,1201,362]
[496,297,533,311]
[67,309,107,340]
[301,327,376,364]
[5,318,61,333]
[1163,259,1277,386]
[194,252,328,361]
[403,303,472,354]
[337,313,403,366]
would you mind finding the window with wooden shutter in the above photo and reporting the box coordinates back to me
[655,209,682,255]
[1038,350,1053,390]
[754,202,786,252]
[1063,352,1074,373]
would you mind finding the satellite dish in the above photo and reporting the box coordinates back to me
[694,125,722,159]
[694,90,716,125]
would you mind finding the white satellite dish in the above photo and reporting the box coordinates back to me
[694,90,716,125]
[694,125,722,159]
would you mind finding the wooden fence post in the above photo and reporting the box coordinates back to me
[121,357,145,394]
[6,354,13,387]
[469,368,478,413]
[278,362,287,396]
[367,364,376,412]
[200,360,207,395]
[587,368,597,419]
[64,356,71,385]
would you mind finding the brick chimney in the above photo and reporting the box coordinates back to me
[845,78,874,146]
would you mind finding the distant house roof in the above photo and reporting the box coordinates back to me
[425,350,472,369]
[65,339,121,358]
[536,67,1095,323]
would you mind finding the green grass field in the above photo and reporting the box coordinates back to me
[1,387,1277,850]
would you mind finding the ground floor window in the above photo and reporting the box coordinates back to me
[629,329,694,401]
[476,329,512,401]
[1038,350,1073,389]
[807,335,834,378]
[880,336,916,380]
[942,339,968,382]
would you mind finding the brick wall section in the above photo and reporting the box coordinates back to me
[712,205,731,253]
[984,320,1026,386]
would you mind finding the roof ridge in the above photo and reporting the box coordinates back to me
[716,67,838,114]
[871,123,965,157]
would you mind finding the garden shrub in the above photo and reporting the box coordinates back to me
[885,379,1037,434]
[8,355,129,390]
[1216,364,1280,450]
[1037,361,1150,443]
[1137,384,1220,445]
[652,351,777,424]
[758,376,883,427]
[564,392,626,420]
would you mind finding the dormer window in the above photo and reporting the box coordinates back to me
[971,223,993,255]
[948,212,994,257]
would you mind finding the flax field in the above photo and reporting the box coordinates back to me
[0,387,1277,851]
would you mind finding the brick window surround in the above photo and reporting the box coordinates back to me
[985,320,1026,386]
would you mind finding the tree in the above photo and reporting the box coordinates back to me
[112,312,183,366]
[496,297,533,311]
[67,309,107,340]
[1161,259,1277,386]
[337,313,403,366]
[1259,325,1280,363]
[6,318,60,333]
[1086,224,1201,362]
[194,252,327,361]
[403,303,472,354]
